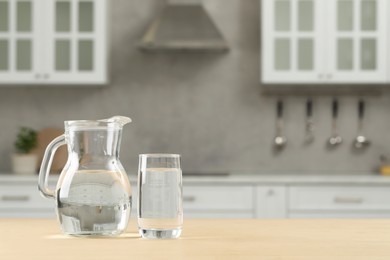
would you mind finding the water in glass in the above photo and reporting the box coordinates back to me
[138,167,183,239]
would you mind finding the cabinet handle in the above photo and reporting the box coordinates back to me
[183,196,196,202]
[44,74,50,79]
[267,189,275,196]
[334,197,363,204]
[1,195,30,202]
[35,74,41,79]
[318,74,324,79]
[326,74,332,79]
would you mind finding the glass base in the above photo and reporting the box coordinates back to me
[139,228,182,239]
[64,230,123,237]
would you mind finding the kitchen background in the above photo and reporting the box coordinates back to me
[0,0,389,175]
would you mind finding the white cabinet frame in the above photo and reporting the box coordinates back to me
[326,0,387,83]
[0,0,107,85]
[262,0,326,83]
[261,0,388,84]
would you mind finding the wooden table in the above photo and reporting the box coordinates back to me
[1,219,390,259]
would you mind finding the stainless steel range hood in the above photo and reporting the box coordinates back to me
[139,0,229,52]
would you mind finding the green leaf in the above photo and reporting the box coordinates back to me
[14,127,37,154]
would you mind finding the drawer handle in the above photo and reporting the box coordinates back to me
[1,195,30,202]
[267,189,275,196]
[183,196,196,202]
[334,197,363,204]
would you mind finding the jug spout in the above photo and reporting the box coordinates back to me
[99,116,132,127]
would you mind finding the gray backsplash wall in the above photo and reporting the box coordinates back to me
[0,0,389,175]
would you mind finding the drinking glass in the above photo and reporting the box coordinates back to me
[137,154,183,239]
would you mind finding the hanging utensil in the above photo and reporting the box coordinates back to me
[304,98,315,144]
[353,99,370,149]
[274,99,287,149]
[328,98,342,147]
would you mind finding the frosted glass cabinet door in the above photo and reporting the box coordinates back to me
[0,0,43,83]
[262,0,326,83]
[44,0,107,84]
[325,0,387,83]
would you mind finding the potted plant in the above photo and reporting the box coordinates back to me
[12,127,38,175]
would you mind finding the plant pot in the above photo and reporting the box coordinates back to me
[12,154,38,175]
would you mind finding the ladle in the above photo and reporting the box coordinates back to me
[353,99,370,149]
[328,99,342,147]
[274,100,287,149]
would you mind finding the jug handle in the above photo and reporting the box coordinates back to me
[38,134,66,199]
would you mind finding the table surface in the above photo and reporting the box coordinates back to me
[1,219,390,260]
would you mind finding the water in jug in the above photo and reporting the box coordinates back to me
[38,116,132,236]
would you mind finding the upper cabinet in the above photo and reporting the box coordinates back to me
[261,0,388,84]
[327,0,387,83]
[0,0,107,85]
[262,0,325,83]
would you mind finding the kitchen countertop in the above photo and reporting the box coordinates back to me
[1,219,390,259]
[1,172,390,185]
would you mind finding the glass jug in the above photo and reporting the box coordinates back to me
[38,116,132,236]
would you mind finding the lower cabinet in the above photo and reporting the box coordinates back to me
[256,184,390,219]
[0,184,55,218]
[288,185,390,218]
[2,180,390,219]
[255,186,287,218]
[183,185,254,218]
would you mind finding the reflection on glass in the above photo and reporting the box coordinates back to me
[0,40,9,70]
[0,2,9,32]
[275,1,290,31]
[298,1,313,31]
[79,2,93,32]
[275,38,290,70]
[16,39,31,71]
[361,1,376,31]
[56,1,71,32]
[55,39,70,71]
[337,38,353,70]
[78,40,93,71]
[17,1,32,32]
[298,38,313,70]
[338,1,353,31]
[361,38,376,70]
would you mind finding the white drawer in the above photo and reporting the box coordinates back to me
[185,212,254,218]
[183,185,253,211]
[0,209,56,218]
[0,185,54,209]
[289,185,390,211]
